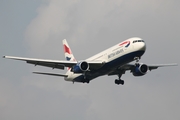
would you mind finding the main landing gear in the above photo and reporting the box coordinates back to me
[115,74,124,85]
[82,79,90,84]
[115,79,124,85]
[82,73,90,84]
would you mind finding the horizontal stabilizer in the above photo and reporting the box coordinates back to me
[33,72,68,77]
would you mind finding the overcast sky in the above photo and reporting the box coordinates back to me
[0,0,180,120]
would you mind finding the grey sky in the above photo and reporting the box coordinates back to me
[1,0,180,120]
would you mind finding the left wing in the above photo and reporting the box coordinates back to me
[3,56,105,70]
[3,56,76,69]
[108,63,178,76]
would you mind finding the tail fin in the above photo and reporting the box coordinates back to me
[62,39,76,62]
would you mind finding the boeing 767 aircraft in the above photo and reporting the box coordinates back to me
[3,37,177,85]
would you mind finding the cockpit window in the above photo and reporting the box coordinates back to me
[133,40,138,43]
[133,40,144,43]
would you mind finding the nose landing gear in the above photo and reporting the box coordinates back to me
[134,57,141,64]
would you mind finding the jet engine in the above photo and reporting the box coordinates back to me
[71,61,89,73]
[132,63,148,76]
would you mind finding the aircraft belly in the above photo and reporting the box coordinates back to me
[73,50,145,83]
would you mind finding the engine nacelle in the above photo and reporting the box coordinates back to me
[132,63,148,76]
[71,61,89,73]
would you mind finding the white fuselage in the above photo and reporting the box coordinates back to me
[65,37,146,82]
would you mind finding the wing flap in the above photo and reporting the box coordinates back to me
[27,61,65,69]
[4,56,77,69]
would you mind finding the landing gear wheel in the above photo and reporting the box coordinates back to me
[120,80,124,85]
[115,79,119,85]
[115,79,124,85]
[86,80,90,84]
[82,79,90,84]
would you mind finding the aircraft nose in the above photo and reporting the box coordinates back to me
[140,42,146,51]
[138,42,146,51]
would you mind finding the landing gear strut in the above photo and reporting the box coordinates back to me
[115,74,124,85]
[82,72,90,84]
[134,57,140,64]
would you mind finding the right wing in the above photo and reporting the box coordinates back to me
[108,63,178,76]
[121,63,178,71]
[146,63,178,71]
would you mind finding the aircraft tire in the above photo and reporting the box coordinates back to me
[86,80,90,84]
[115,79,124,85]
[120,80,124,85]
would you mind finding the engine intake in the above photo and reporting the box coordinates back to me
[71,61,89,73]
[133,63,148,76]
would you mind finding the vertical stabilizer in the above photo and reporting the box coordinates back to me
[62,39,76,62]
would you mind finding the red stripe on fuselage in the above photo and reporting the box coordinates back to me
[119,41,130,46]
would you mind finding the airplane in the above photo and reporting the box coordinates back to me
[3,37,177,85]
